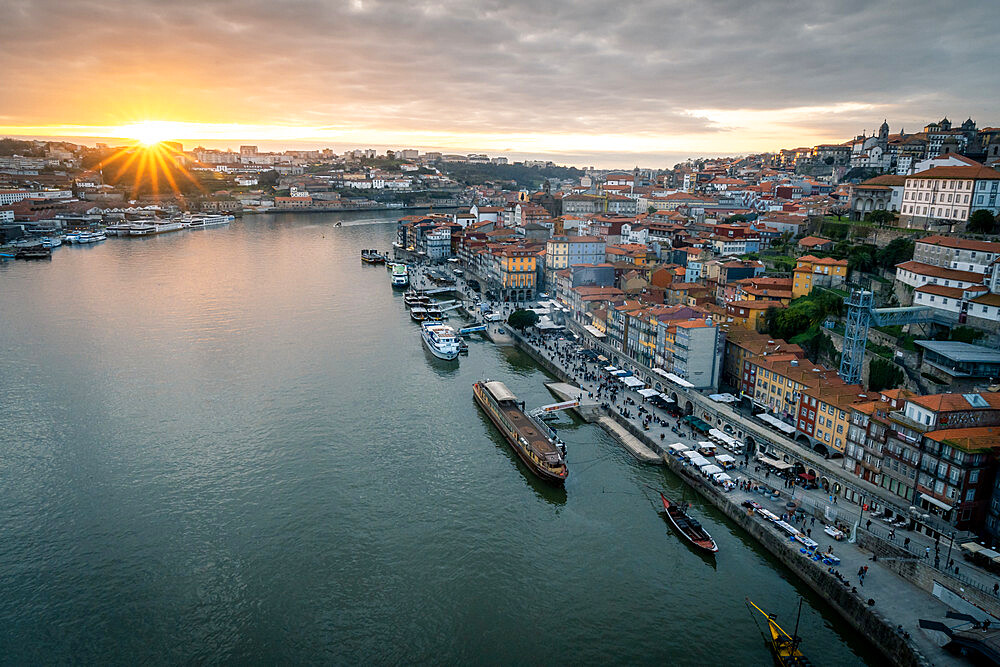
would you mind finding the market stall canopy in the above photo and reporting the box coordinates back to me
[583,325,606,338]
[756,453,793,471]
[716,454,735,464]
[637,388,659,398]
[702,464,723,475]
[621,376,645,388]
[708,393,738,403]
[665,372,695,388]
[668,443,690,452]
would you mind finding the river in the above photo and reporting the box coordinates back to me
[0,210,875,664]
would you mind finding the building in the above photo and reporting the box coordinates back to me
[792,255,848,298]
[721,330,804,391]
[894,261,983,291]
[915,340,1000,386]
[495,247,537,301]
[657,318,723,390]
[900,165,1000,228]
[797,236,834,252]
[795,384,869,455]
[725,300,783,331]
[913,235,1000,273]
[543,236,606,289]
[744,355,844,425]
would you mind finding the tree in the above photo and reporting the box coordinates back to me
[968,209,997,234]
[507,309,539,330]
[865,210,896,227]
[848,246,876,273]
[868,358,904,392]
[875,237,914,270]
[949,326,986,344]
[823,156,835,165]
[647,205,657,214]
[829,205,850,221]
[258,169,279,187]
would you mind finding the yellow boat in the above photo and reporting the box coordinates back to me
[746,599,813,666]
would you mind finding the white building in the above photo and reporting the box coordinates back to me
[900,165,1000,226]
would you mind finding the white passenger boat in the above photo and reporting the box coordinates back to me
[40,237,62,248]
[391,263,410,289]
[129,221,186,236]
[182,213,234,229]
[421,322,460,360]
[105,222,133,236]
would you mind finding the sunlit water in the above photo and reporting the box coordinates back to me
[0,211,874,664]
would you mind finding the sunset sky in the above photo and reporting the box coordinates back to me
[2,0,997,167]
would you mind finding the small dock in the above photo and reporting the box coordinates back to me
[544,382,602,422]
[596,416,662,463]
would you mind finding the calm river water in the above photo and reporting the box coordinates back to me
[0,211,875,665]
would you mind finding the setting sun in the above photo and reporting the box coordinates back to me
[118,120,185,146]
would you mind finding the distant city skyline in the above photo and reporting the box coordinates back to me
[1,0,998,168]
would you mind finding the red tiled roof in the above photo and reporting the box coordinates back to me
[895,261,983,282]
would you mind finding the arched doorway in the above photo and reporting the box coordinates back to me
[683,400,694,416]
[795,433,811,448]
[745,436,757,455]
[813,442,830,458]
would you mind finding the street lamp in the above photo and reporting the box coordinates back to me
[946,531,956,570]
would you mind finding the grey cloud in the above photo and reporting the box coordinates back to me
[0,0,997,154]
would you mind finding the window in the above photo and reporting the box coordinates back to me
[966,489,976,502]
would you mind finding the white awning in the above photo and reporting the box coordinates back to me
[658,393,675,403]
[665,372,695,388]
[689,456,710,467]
[708,393,738,403]
[604,366,618,372]
[584,325,606,338]
[612,370,631,377]
[701,464,723,475]
[653,368,671,379]
[621,376,645,388]
[637,388,659,398]
[920,493,953,512]
[713,472,732,483]
[668,443,690,452]
[682,450,700,460]
[756,453,793,471]
[716,454,735,464]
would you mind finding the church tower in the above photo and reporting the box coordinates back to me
[878,119,890,144]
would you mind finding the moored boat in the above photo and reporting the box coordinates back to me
[14,245,52,260]
[391,263,410,288]
[182,213,233,228]
[658,491,718,553]
[361,249,386,264]
[746,599,813,666]
[420,322,460,360]
[410,306,428,322]
[473,380,568,484]
[403,290,429,308]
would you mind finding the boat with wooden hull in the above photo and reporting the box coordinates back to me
[361,249,386,264]
[473,380,568,484]
[14,245,52,260]
[746,599,813,666]
[659,492,718,553]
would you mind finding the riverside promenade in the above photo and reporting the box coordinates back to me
[403,264,1000,666]
[507,326,982,667]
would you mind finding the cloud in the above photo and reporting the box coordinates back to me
[0,0,996,165]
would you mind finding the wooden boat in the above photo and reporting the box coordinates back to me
[14,245,52,260]
[473,380,568,484]
[746,599,813,666]
[360,249,386,264]
[658,491,718,553]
